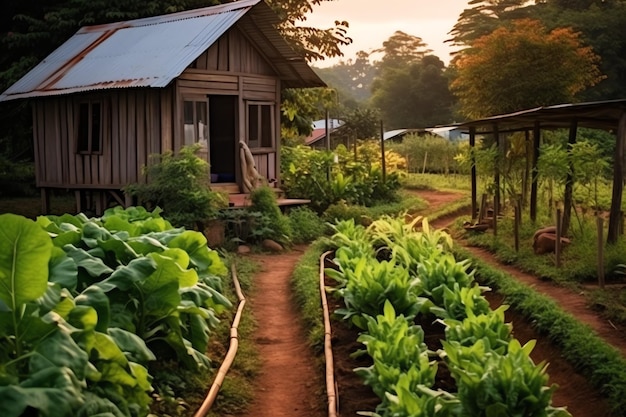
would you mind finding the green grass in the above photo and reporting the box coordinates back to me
[401,172,474,192]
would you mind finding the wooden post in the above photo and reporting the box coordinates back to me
[470,127,477,221]
[514,203,520,252]
[493,124,500,219]
[422,151,428,174]
[561,119,578,237]
[380,120,386,183]
[608,112,626,244]
[555,208,562,268]
[41,188,50,215]
[493,195,498,237]
[530,121,540,222]
[597,216,605,289]
[478,193,487,224]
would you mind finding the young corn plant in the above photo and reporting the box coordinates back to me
[441,305,512,354]
[441,339,572,417]
[326,256,427,329]
[355,301,438,414]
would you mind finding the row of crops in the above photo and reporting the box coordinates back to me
[0,207,231,417]
[325,216,572,417]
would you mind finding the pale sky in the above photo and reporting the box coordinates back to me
[303,0,470,66]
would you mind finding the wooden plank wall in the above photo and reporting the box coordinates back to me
[193,28,274,76]
[33,89,170,190]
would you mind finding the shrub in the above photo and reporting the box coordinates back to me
[125,145,226,229]
[287,206,327,243]
[248,186,292,245]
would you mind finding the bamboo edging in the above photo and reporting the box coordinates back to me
[320,251,338,417]
[194,263,247,417]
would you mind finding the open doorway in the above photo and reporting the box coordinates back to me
[208,95,237,185]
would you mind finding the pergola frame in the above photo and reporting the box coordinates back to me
[454,99,626,244]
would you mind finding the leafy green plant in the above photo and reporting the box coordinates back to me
[248,185,292,245]
[355,301,437,402]
[327,252,427,329]
[442,339,571,417]
[441,305,512,354]
[125,145,227,229]
[287,206,327,243]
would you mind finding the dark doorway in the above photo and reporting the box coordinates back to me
[209,95,237,183]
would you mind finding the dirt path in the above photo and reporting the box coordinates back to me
[237,248,325,417]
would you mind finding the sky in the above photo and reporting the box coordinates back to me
[303,0,470,67]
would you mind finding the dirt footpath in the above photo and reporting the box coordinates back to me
[236,248,325,417]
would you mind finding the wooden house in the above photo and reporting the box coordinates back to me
[0,0,324,214]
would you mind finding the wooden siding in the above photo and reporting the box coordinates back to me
[193,28,275,75]
[33,88,173,189]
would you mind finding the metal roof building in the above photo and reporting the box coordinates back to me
[0,0,323,102]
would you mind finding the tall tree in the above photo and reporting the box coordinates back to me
[373,30,431,70]
[529,0,626,100]
[447,0,533,50]
[451,19,603,118]
[371,55,455,129]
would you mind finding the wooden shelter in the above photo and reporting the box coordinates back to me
[455,99,626,243]
[0,0,324,214]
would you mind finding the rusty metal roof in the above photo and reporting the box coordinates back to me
[0,0,324,102]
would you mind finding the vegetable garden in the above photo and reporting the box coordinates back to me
[322,216,572,417]
[0,207,231,417]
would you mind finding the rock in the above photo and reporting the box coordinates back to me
[532,226,557,242]
[237,245,251,254]
[262,239,283,252]
[533,232,571,255]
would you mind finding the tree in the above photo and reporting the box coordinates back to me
[371,55,455,129]
[447,0,533,50]
[451,19,603,118]
[267,0,351,62]
[373,30,431,70]
[529,0,626,100]
[314,50,376,103]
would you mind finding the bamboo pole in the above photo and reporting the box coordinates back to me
[320,251,338,417]
[194,263,247,417]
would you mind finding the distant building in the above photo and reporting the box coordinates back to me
[304,119,345,148]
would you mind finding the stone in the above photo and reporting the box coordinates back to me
[237,245,251,254]
[262,239,283,252]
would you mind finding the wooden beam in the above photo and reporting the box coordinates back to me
[470,127,477,220]
[493,124,500,219]
[530,121,540,222]
[608,111,626,243]
[561,119,578,237]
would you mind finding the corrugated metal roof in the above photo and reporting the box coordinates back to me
[454,99,626,133]
[0,0,324,101]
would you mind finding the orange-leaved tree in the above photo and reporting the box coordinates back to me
[451,18,604,119]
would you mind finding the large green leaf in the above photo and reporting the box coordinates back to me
[107,328,155,364]
[49,246,78,290]
[75,286,111,332]
[0,367,84,417]
[96,258,156,292]
[64,245,114,279]
[168,230,227,275]
[0,214,52,311]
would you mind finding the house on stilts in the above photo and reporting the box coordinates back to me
[0,0,324,214]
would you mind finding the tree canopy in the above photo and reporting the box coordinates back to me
[451,18,603,119]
